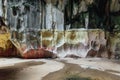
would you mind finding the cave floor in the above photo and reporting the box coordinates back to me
[0,58,120,80]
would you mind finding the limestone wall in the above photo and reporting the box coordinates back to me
[0,0,120,59]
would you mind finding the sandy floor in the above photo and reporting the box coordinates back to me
[0,58,120,80]
[43,63,120,80]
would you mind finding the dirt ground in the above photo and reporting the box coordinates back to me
[0,58,120,80]
[43,62,120,80]
[0,61,44,80]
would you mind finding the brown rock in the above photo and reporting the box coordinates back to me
[87,49,98,57]
[65,54,81,59]
[22,48,57,59]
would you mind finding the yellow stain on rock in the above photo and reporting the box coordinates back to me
[0,33,11,50]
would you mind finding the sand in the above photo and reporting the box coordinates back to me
[0,58,120,80]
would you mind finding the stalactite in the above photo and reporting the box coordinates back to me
[0,0,3,17]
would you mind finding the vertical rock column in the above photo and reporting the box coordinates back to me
[3,0,8,25]
[0,0,3,17]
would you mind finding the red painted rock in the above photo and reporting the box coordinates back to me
[22,48,57,59]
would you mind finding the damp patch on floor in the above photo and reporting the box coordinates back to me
[63,75,92,80]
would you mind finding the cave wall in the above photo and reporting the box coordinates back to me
[0,0,120,58]
[0,0,119,31]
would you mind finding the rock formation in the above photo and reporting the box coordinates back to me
[0,0,120,59]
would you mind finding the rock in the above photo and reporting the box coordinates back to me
[22,48,57,59]
[87,49,97,57]
[0,28,107,59]
[106,32,120,59]
[9,29,107,58]
[0,32,19,57]
[65,54,81,59]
